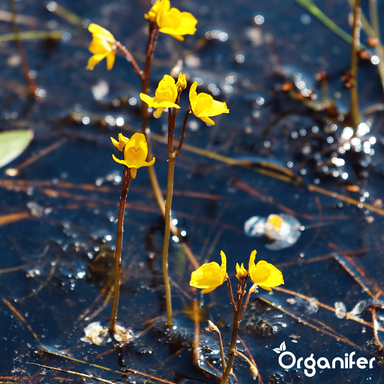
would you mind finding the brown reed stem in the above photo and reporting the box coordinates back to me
[220,298,240,384]
[109,166,132,335]
[220,280,254,384]
[174,106,191,157]
[9,0,37,96]
[115,41,143,80]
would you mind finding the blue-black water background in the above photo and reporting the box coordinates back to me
[1,0,384,383]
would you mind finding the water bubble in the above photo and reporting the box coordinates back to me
[300,14,311,25]
[256,97,264,105]
[335,302,347,319]
[264,140,271,148]
[341,127,354,140]
[235,53,245,63]
[61,32,71,42]
[357,122,370,137]
[331,157,345,167]
[311,126,319,134]
[254,15,265,25]
[348,300,366,317]
[47,2,57,11]
[371,55,380,65]
[35,88,46,98]
[116,116,124,126]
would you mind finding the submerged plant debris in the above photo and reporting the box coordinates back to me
[1,0,384,383]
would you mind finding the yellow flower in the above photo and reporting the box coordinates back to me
[248,250,284,291]
[86,24,116,71]
[155,0,197,41]
[111,133,155,179]
[235,263,248,280]
[190,250,227,294]
[189,82,229,125]
[176,73,187,91]
[144,0,162,22]
[140,74,180,117]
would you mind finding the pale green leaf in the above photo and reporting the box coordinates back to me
[0,130,34,168]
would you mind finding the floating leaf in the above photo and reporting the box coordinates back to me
[0,130,34,168]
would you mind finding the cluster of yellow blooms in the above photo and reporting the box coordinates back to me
[87,0,197,70]
[190,250,284,294]
[139,73,229,124]
[111,73,228,177]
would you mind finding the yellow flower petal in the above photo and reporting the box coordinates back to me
[144,0,161,22]
[154,107,165,118]
[86,24,116,71]
[106,51,115,71]
[189,82,229,125]
[88,23,115,40]
[190,251,227,294]
[248,250,284,291]
[86,53,108,70]
[111,133,129,151]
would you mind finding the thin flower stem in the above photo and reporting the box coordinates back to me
[233,350,254,369]
[233,350,258,380]
[349,0,361,131]
[115,41,143,79]
[220,280,251,384]
[220,302,240,384]
[140,26,168,225]
[174,106,191,157]
[162,108,178,327]
[192,299,200,366]
[238,283,256,324]
[210,323,227,373]
[109,166,132,335]
[226,276,236,311]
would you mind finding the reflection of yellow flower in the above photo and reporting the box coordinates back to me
[176,73,187,91]
[189,82,229,125]
[190,251,227,294]
[86,24,116,71]
[155,0,197,41]
[140,75,180,117]
[235,263,248,280]
[248,250,284,291]
[111,133,155,179]
[265,214,283,231]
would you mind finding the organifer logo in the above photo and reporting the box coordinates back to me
[274,341,375,377]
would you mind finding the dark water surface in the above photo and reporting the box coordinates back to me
[1,0,384,383]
